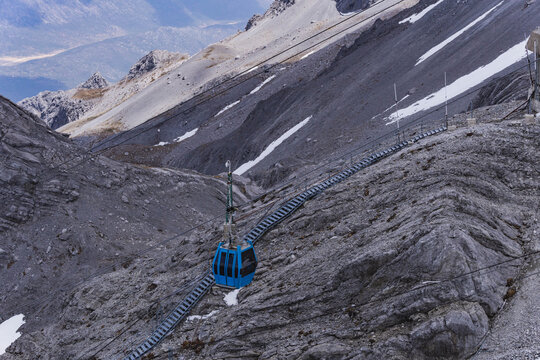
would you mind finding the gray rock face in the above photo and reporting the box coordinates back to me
[17,72,110,129]
[125,50,185,81]
[472,70,530,109]
[245,14,263,31]
[3,104,538,359]
[245,0,295,30]
[78,72,109,89]
[18,90,94,129]
[0,96,259,350]
[335,0,376,13]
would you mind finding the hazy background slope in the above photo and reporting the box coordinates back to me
[0,0,272,101]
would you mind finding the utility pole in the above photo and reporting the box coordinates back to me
[525,29,540,113]
[444,72,449,128]
[534,40,540,100]
[224,160,235,247]
[394,83,400,142]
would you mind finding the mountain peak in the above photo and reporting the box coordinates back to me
[79,72,109,89]
[246,0,295,30]
[125,50,187,81]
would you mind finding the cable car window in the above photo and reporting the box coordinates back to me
[240,248,257,276]
[227,253,235,277]
[219,252,227,275]
[213,255,218,274]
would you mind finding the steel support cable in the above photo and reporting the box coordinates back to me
[88,0,411,153]
[5,4,531,356]
[89,91,532,359]
[211,249,540,343]
[43,63,531,323]
[78,274,206,360]
[34,118,425,318]
[468,271,540,359]
[32,60,532,329]
[126,124,537,356]
[26,46,533,359]
[118,126,447,360]
[28,17,533,197]
[125,97,532,357]
[88,52,532,169]
[267,61,533,200]
[99,94,532,357]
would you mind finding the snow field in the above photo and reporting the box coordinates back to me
[154,128,199,146]
[234,115,313,175]
[0,314,25,355]
[415,1,504,65]
[215,100,241,117]
[399,0,444,25]
[250,75,276,95]
[386,40,528,124]
[224,289,240,306]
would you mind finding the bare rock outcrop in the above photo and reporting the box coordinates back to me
[78,72,109,89]
[17,89,94,129]
[125,50,186,81]
[472,70,530,109]
[245,0,295,30]
[335,0,377,13]
[17,71,109,129]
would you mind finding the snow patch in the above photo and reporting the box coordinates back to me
[224,289,240,306]
[234,115,313,175]
[215,100,240,117]
[371,95,410,120]
[187,310,219,322]
[174,128,198,143]
[416,1,503,65]
[245,66,259,74]
[387,40,527,124]
[399,0,444,24]
[0,314,25,355]
[384,94,410,113]
[249,75,276,95]
[154,128,198,147]
[300,50,316,60]
[340,11,359,17]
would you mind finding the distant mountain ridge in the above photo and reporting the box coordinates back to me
[0,0,268,101]
[18,50,187,129]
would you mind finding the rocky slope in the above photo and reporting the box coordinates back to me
[0,96,261,338]
[18,72,108,129]
[18,50,187,130]
[2,102,538,359]
[69,0,539,192]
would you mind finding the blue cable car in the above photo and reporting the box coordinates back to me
[212,161,258,288]
[212,241,257,288]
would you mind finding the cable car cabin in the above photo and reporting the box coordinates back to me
[212,240,257,288]
[212,160,258,288]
